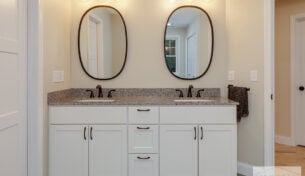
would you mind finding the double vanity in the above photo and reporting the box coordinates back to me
[48,88,237,176]
[49,3,237,176]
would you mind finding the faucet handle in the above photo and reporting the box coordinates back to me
[86,89,95,98]
[175,89,184,97]
[107,89,116,98]
[196,89,205,98]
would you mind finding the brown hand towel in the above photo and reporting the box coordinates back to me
[228,85,249,122]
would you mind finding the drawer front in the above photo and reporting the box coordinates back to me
[49,106,127,124]
[160,106,236,124]
[128,125,159,153]
[128,107,159,124]
[129,154,159,176]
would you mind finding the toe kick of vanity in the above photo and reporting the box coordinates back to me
[49,105,237,176]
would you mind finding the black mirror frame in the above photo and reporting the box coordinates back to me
[78,5,128,80]
[164,5,214,80]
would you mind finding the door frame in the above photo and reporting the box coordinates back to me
[264,0,275,166]
[27,0,44,176]
[290,13,305,146]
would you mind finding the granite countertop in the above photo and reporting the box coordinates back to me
[49,96,238,106]
[48,88,238,106]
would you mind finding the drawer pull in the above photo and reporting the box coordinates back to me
[90,127,93,140]
[137,109,151,112]
[137,126,150,130]
[84,127,87,140]
[137,156,151,160]
[200,126,203,140]
[194,127,197,140]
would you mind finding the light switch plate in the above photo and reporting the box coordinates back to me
[250,70,258,82]
[228,71,235,81]
[52,71,64,83]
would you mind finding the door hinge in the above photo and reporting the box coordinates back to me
[271,94,274,100]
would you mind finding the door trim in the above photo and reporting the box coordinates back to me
[27,0,44,176]
[290,13,305,146]
[264,0,275,166]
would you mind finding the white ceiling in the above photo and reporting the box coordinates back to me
[168,8,202,28]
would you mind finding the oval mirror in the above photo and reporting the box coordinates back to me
[164,6,214,80]
[78,6,127,80]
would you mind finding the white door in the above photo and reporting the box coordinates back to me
[293,16,305,146]
[89,125,127,176]
[129,154,159,176]
[49,125,89,176]
[160,125,198,176]
[199,125,237,176]
[0,0,27,175]
[186,34,198,78]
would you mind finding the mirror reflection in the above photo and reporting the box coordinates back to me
[78,6,127,80]
[164,6,213,80]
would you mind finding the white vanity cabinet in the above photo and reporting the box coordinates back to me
[49,105,237,176]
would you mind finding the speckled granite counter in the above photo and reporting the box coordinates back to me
[48,88,238,106]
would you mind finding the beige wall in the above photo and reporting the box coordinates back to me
[275,0,305,137]
[41,0,268,171]
[70,0,228,95]
[227,0,265,166]
[43,0,71,175]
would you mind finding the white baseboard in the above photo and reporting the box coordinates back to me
[275,135,295,146]
[238,162,253,176]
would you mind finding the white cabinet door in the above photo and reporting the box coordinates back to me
[199,125,237,176]
[89,125,127,176]
[49,125,89,176]
[160,125,198,176]
[129,154,159,176]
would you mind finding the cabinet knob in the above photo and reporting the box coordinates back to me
[299,86,304,91]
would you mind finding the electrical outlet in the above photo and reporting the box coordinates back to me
[250,70,258,82]
[52,71,64,83]
[228,71,235,81]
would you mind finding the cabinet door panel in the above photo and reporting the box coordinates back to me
[160,125,198,176]
[129,154,159,176]
[49,125,88,176]
[89,125,127,176]
[199,125,237,176]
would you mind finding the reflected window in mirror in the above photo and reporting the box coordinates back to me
[78,6,128,80]
[164,6,214,80]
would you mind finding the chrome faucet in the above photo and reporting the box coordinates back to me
[187,85,194,97]
[96,85,103,98]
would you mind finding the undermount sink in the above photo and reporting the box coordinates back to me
[78,99,116,103]
[174,99,215,103]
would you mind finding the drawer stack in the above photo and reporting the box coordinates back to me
[128,106,159,176]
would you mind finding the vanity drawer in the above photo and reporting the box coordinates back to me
[49,106,127,124]
[128,125,159,153]
[160,106,236,124]
[129,154,159,176]
[128,107,159,124]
